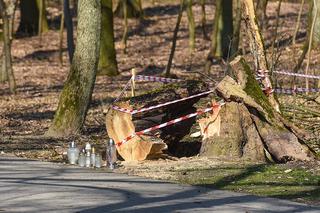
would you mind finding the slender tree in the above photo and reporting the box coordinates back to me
[59,0,64,66]
[98,0,118,76]
[292,0,305,45]
[38,0,44,42]
[0,0,17,93]
[204,0,234,73]
[120,0,129,53]
[232,0,241,56]
[165,0,185,77]
[64,0,75,63]
[255,0,268,30]
[200,0,209,40]
[114,0,143,19]
[46,0,101,137]
[186,0,195,51]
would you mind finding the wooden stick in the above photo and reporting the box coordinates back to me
[305,0,318,94]
[131,68,136,97]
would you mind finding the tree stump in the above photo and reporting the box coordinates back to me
[106,80,210,161]
[199,56,316,162]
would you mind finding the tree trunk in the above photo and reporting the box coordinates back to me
[216,0,233,59]
[186,0,195,51]
[165,0,185,77]
[242,0,280,112]
[255,0,268,30]
[98,0,118,76]
[106,80,210,161]
[37,0,46,41]
[16,0,48,36]
[0,0,16,93]
[46,0,101,137]
[204,0,233,73]
[0,50,8,82]
[114,0,143,19]
[59,0,64,66]
[200,0,209,40]
[292,0,305,45]
[64,0,75,63]
[232,0,241,57]
[200,56,316,162]
[312,0,320,45]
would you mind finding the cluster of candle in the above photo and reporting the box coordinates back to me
[67,139,117,169]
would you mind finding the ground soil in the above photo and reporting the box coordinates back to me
[0,0,319,205]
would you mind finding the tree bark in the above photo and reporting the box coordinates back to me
[98,0,118,76]
[16,0,48,36]
[46,0,101,137]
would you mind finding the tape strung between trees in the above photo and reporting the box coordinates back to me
[105,56,316,162]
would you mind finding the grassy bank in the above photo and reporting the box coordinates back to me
[175,163,320,205]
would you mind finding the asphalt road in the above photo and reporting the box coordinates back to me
[0,155,319,213]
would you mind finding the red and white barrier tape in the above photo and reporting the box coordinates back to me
[116,102,224,146]
[274,70,320,80]
[275,87,320,94]
[135,75,183,83]
[257,69,273,95]
[112,90,214,114]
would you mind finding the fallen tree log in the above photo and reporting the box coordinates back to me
[106,57,316,162]
[199,56,316,162]
[106,80,210,161]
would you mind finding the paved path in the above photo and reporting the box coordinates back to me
[0,156,319,213]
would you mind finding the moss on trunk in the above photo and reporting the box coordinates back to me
[46,0,101,137]
[98,0,118,76]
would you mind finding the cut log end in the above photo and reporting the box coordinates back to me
[106,103,167,161]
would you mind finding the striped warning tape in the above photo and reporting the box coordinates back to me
[275,87,320,94]
[273,70,320,80]
[256,69,273,95]
[116,102,224,146]
[135,75,183,83]
[112,90,215,114]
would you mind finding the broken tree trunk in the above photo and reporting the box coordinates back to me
[200,56,316,162]
[106,80,210,161]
